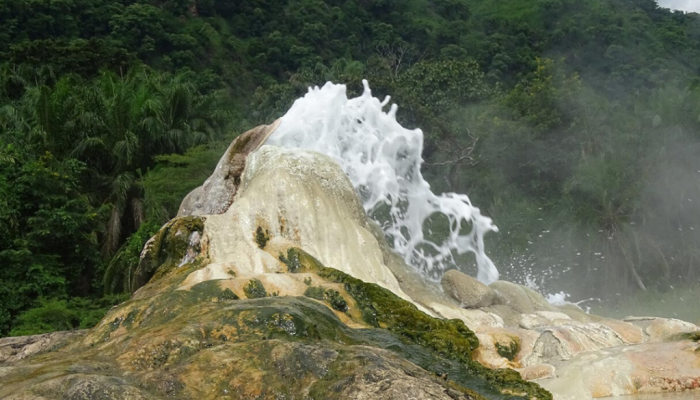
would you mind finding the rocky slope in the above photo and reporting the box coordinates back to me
[0,123,547,400]
[1,123,698,400]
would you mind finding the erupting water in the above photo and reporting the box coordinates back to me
[267,80,499,283]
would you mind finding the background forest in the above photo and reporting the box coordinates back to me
[1,0,699,336]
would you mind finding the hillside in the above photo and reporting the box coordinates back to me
[0,0,699,336]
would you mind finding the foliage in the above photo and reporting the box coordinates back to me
[9,295,129,336]
[102,220,161,294]
[0,151,102,334]
[2,0,700,335]
[141,143,229,221]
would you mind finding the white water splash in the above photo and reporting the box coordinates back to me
[266,80,499,283]
[546,292,570,306]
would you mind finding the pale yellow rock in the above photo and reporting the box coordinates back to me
[441,269,497,308]
[517,364,556,381]
[520,313,552,329]
[598,319,644,344]
[519,312,572,329]
[489,280,536,314]
[538,341,700,399]
[645,318,699,342]
[428,302,504,332]
[536,311,572,322]
[474,332,513,369]
[200,146,411,301]
[521,321,628,366]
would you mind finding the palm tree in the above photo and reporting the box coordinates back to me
[1,64,233,258]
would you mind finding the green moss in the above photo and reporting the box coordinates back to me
[254,226,269,249]
[280,249,303,272]
[122,309,139,328]
[131,216,206,292]
[280,247,551,400]
[674,331,700,342]
[219,288,239,301]
[215,297,351,343]
[244,279,268,299]
[303,286,349,312]
[496,338,520,361]
[281,248,478,354]
[324,290,348,312]
[229,130,252,158]
[304,286,325,300]
[98,246,548,400]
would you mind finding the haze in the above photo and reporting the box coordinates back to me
[658,0,700,12]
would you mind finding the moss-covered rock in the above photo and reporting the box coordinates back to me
[1,243,551,400]
[495,338,521,361]
[254,226,270,249]
[280,247,552,400]
[131,216,206,293]
[244,278,269,299]
[304,286,349,312]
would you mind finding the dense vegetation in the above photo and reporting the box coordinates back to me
[1,0,698,336]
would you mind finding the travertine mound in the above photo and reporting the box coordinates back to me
[2,124,698,400]
[0,126,548,400]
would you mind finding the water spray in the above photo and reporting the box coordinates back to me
[267,80,499,283]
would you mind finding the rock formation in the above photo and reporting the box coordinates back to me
[442,270,499,308]
[1,122,698,400]
[0,124,547,400]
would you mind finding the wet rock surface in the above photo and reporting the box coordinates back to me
[177,120,280,217]
[0,330,85,363]
[3,126,699,400]
[0,128,547,400]
[442,269,497,308]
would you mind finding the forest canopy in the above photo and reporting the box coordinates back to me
[1,0,699,336]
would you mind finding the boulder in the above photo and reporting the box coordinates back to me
[642,317,699,342]
[517,364,556,381]
[489,280,536,314]
[441,269,497,308]
[521,286,558,312]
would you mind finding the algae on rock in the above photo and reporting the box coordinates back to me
[131,215,206,293]
[0,241,551,400]
[0,127,555,400]
[281,247,552,400]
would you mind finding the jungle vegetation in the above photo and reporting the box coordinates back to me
[1,0,699,335]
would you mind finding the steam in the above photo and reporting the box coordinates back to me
[267,80,500,283]
[657,0,700,13]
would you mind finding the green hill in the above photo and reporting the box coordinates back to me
[1,0,698,336]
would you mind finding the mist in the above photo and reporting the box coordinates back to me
[657,0,700,13]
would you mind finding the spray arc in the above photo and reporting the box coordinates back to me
[267,80,499,283]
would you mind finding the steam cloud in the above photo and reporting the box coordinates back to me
[657,0,700,12]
